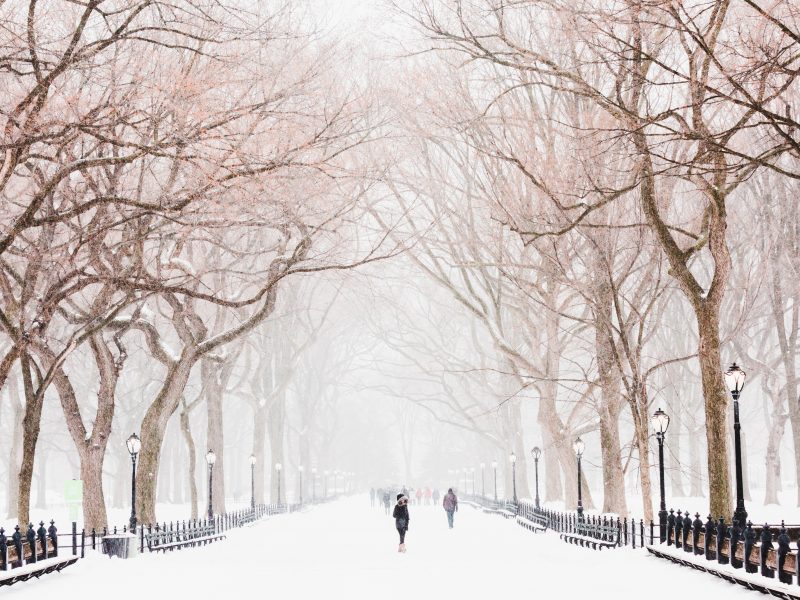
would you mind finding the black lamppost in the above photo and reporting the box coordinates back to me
[298,465,304,504]
[311,467,317,502]
[725,362,748,528]
[249,454,256,510]
[530,446,541,509]
[206,449,216,521]
[573,437,585,520]
[652,408,670,542]
[510,451,517,504]
[492,460,498,502]
[480,463,486,498]
[126,433,141,533]
[275,462,283,505]
[324,470,329,498]
[470,467,475,495]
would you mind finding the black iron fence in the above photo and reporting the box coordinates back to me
[467,495,800,596]
[653,511,800,589]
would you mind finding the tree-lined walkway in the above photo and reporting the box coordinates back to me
[6,497,755,599]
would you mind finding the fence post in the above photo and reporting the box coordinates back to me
[704,515,714,560]
[692,514,702,556]
[26,524,36,564]
[743,522,756,573]
[760,523,774,578]
[37,522,47,559]
[682,513,691,552]
[0,528,6,571]
[640,519,644,548]
[777,523,791,584]
[140,524,145,554]
[12,526,22,568]
[675,511,683,549]
[80,528,85,558]
[716,517,728,565]
[48,521,57,558]
[91,528,96,550]
[650,520,654,545]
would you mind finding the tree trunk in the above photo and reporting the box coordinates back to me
[696,308,732,519]
[252,404,267,504]
[136,355,196,525]
[6,376,23,519]
[204,359,226,515]
[179,402,198,519]
[17,352,44,526]
[35,450,47,509]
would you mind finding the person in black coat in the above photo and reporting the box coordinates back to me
[393,494,410,552]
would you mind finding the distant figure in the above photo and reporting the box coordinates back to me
[393,494,410,552]
[415,488,423,505]
[433,488,440,505]
[424,487,432,505]
[370,487,376,508]
[443,488,458,529]
[383,490,391,515]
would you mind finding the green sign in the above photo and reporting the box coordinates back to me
[65,479,83,522]
[64,479,83,503]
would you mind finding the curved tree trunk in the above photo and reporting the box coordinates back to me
[136,355,196,525]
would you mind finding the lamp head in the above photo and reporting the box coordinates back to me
[573,437,585,458]
[510,451,517,464]
[126,433,141,457]
[652,408,670,435]
[249,454,256,466]
[531,446,541,460]
[724,362,746,397]
[206,449,216,466]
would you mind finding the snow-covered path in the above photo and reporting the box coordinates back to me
[7,496,755,599]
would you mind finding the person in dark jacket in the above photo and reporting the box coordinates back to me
[393,494,410,552]
[443,488,458,529]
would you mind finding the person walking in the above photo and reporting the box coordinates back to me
[393,494,410,552]
[383,490,391,515]
[370,487,376,508]
[433,488,440,505]
[443,488,458,529]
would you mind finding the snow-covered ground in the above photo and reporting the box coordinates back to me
[4,495,760,599]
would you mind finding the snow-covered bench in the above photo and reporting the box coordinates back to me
[516,512,547,533]
[0,523,79,588]
[560,521,620,550]
[144,522,226,553]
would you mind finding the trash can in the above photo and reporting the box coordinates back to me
[101,533,138,559]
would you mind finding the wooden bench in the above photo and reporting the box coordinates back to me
[560,521,620,550]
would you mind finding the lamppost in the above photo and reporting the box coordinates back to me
[126,433,141,533]
[725,362,748,528]
[206,449,216,521]
[275,462,283,505]
[311,467,317,502]
[652,408,670,542]
[573,437,585,520]
[492,460,498,502]
[298,466,304,505]
[463,468,468,494]
[470,468,476,496]
[249,454,257,510]
[510,451,517,504]
[324,470,329,498]
[530,446,541,509]
[480,463,486,498]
